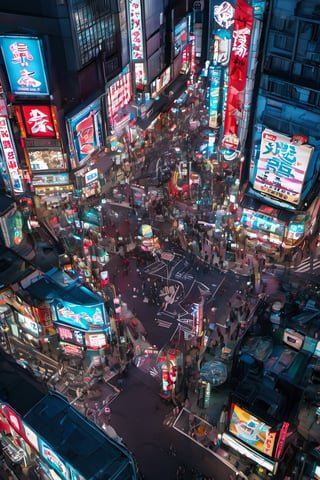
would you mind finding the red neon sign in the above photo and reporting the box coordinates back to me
[224,0,253,137]
[22,106,55,138]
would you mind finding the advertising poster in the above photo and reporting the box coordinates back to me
[253,129,314,205]
[1,36,49,95]
[41,442,69,479]
[241,208,285,237]
[27,147,65,171]
[0,117,24,193]
[224,0,253,137]
[22,106,55,138]
[129,0,144,60]
[68,100,102,163]
[55,301,105,331]
[229,404,276,457]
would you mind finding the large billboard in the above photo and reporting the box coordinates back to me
[253,129,314,206]
[21,106,55,138]
[68,100,102,164]
[27,147,65,171]
[229,404,276,457]
[1,36,49,96]
[55,300,106,331]
[224,0,253,137]
[107,67,132,125]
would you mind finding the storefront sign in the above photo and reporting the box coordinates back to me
[253,129,314,205]
[135,62,145,87]
[241,208,285,237]
[85,332,107,349]
[283,328,304,350]
[129,0,144,60]
[27,147,65,171]
[107,67,132,125]
[17,313,39,335]
[22,106,55,137]
[61,342,83,355]
[224,0,253,137]
[229,404,276,457]
[85,168,98,185]
[68,100,102,163]
[24,424,39,452]
[1,36,49,95]
[0,117,24,193]
[32,173,69,185]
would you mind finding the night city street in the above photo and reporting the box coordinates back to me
[0,1,320,480]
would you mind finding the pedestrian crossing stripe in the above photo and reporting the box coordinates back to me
[156,319,172,328]
[295,258,320,273]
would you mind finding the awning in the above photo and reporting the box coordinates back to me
[93,154,114,174]
[135,96,168,131]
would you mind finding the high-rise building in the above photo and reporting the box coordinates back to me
[239,0,320,260]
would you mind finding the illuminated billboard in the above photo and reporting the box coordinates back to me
[224,0,253,137]
[55,301,105,331]
[0,117,24,193]
[174,18,188,57]
[229,404,276,457]
[253,129,314,206]
[21,106,55,138]
[129,0,144,60]
[68,100,102,163]
[32,173,69,186]
[1,36,49,96]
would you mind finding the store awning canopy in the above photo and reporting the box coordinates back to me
[94,154,114,174]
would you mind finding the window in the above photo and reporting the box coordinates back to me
[72,0,116,66]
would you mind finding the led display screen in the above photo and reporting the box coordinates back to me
[55,301,105,331]
[229,404,276,457]
[1,36,49,95]
[241,208,285,236]
[27,148,65,171]
[253,129,314,206]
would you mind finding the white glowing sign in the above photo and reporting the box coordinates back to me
[135,62,145,86]
[214,1,235,29]
[129,0,144,60]
[0,117,24,193]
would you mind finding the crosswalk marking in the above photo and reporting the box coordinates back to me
[175,272,194,280]
[156,319,172,328]
[295,257,320,273]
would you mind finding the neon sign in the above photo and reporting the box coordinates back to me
[22,106,55,138]
[214,1,235,29]
[0,117,24,193]
[1,36,49,95]
[129,0,144,60]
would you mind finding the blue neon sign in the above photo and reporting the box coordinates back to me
[1,36,49,96]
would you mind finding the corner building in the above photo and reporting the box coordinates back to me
[239,0,320,261]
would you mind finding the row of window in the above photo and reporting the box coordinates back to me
[265,55,320,86]
[270,14,320,42]
[263,79,320,108]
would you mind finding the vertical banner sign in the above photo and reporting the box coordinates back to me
[129,0,144,60]
[0,117,24,193]
[1,36,49,96]
[224,0,253,137]
[274,422,289,459]
[209,67,221,128]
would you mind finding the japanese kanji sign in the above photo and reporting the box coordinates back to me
[253,129,314,206]
[0,117,24,193]
[1,36,49,95]
[129,0,144,60]
[223,0,253,137]
[22,106,55,137]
